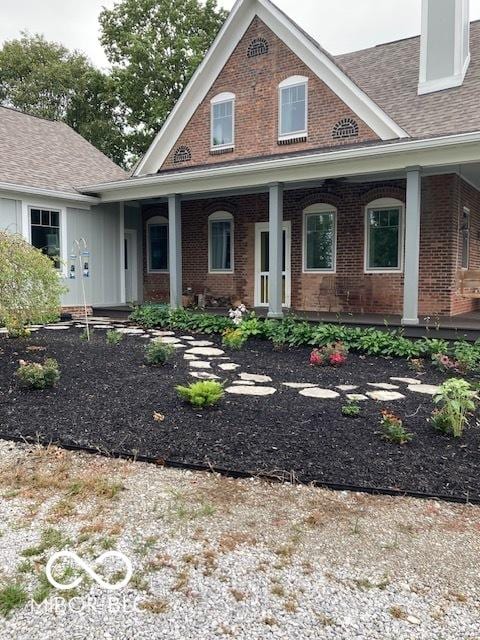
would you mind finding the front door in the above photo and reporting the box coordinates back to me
[254,222,291,308]
[124,230,138,303]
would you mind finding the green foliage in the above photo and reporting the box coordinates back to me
[79,328,92,342]
[421,338,450,356]
[433,378,477,438]
[145,340,175,366]
[176,380,224,408]
[106,329,124,346]
[222,328,247,350]
[0,232,65,335]
[452,341,480,374]
[380,411,412,444]
[16,358,60,390]
[0,582,27,617]
[130,304,171,328]
[341,402,361,417]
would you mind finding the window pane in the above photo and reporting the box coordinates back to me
[280,84,306,135]
[41,210,50,226]
[306,213,334,270]
[368,208,401,269]
[51,211,60,228]
[31,209,40,225]
[149,224,168,271]
[210,220,232,270]
[31,226,60,268]
[212,101,233,147]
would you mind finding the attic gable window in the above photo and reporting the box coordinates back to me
[173,145,192,164]
[247,37,269,58]
[332,118,359,140]
[278,76,308,141]
[211,92,235,151]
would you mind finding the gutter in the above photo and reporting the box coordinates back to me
[0,181,100,204]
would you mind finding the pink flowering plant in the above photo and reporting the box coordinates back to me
[310,342,348,367]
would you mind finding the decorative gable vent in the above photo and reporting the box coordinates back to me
[332,118,359,140]
[247,37,269,58]
[173,145,192,164]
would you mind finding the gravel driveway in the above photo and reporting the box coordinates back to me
[0,439,479,639]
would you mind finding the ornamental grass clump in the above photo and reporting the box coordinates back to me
[16,358,60,390]
[176,381,224,408]
[145,340,175,366]
[432,378,477,438]
[380,411,412,444]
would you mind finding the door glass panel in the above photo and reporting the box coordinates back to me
[258,228,288,305]
[124,238,128,270]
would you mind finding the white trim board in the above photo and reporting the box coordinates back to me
[133,0,407,176]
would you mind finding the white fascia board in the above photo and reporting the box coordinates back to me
[133,0,407,177]
[84,131,480,203]
[0,181,99,207]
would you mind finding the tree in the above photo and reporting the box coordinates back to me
[0,232,66,336]
[100,0,227,160]
[0,34,126,166]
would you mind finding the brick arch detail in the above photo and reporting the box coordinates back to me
[297,190,344,211]
[202,200,238,217]
[359,185,406,207]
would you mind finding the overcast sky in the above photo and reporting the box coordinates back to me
[1,0,480,69]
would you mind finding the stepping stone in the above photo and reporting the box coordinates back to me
[44,325,70,330]
[390,377,421,385]
[336,385,358,391]
[93,325,113,329]
[172,343,186,349]
[367,391,405,401]
[188,340,214,347]
[283,382,318,389]
[368,383,400,390]
[158,336,182,344]
[226,385,276,396]
[346,394,368,402]
[150,330,175,337]
[190,372,220,380]
[239,373,273,384]
[232,380,255,386]
[408,384,440,396]
[219,363,240,371]
[117,328,145,335]
[186,347,225,357]
[299,388,340,399]
[184,354,199,360]
[189,361,212,369]
[180,336,195,341]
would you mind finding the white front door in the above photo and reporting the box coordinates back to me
[124,230,138,303]
[254,221,291,308]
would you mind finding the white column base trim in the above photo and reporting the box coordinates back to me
[401,317,420,326]
[267,311,284,319]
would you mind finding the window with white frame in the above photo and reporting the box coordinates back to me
[365,199,404,272]
[460,206,470,269]
[279,76,308,139]
[30,207,61,269]
[303,204,336,272]
[211,92,235,149]
[209,211,233,272]
[147,216,169,272]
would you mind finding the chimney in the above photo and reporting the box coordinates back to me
[418,0,470,95]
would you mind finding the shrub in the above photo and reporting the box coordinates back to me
[0,231,66,336]
[176,380,224,408]
[145,340,175,366]
[16,358,60,389]
[432,378,476,438]
[380,411,412,444]
[106,330,124,346]
[130,304,171,328]
[341,402,360,417]
[310,342,347,367]
[79,328,93,342]
[222,328,247,350]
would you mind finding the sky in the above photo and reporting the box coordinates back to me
[1,0,480,69]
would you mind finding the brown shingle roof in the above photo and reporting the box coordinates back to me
[0,106,126,193]
[335,20,480,139]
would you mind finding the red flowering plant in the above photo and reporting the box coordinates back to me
[310,342,348,367]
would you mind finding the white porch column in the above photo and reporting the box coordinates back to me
[168,194,183,309]
[402,168,422,325]
[119,202,126,304]
[268,183,284,319]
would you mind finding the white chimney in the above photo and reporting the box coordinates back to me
[418,0,470,95]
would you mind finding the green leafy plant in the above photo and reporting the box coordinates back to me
[380,411,412,444]
[432,378,477,438]
[222,328,247,350]
[145,340,175,366]
[16,358,60,389]
[176,380,224,408]
[106,329,124,346]
[79,328,93,342]
[341,402,361,417]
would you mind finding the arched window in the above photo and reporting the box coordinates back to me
[365,198,405,272]
[208,211,234,273]
[278,76,308,140]
[210,92,235,150]
[147,215,169,272]
[303,203,337,272]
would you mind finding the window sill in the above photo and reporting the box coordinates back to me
[278,134,307,145]
[364,269,403,275]
[303,269,336,274]
[208,270,234,275]
[147,270,169,275]
[210,146,234,156]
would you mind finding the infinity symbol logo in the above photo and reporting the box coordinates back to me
[46,551,133,591]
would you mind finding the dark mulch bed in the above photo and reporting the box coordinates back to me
[0,328,479,501]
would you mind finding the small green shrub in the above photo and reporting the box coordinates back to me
[341,402,361,417]
[79,328,93,342]
[16,358,60,389]
[432,378,477,438]
[106,330,124,346]
[222,328,247,350]
[430,408,455,436]
[0,582,28,617]
[145,340,175,366]
[176,380,224,407]
[380,411,412,444]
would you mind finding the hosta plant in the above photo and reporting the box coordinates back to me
[176,380,224,408]
[16,358,60,390]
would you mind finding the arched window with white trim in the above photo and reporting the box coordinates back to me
[303,203,337,272]
[147,215,169,272]
[278,76,308,140]
[211,92,235,150]
[365,198,405,272]
[208,211,234,273]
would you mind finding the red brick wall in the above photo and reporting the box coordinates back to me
[160,16,379,172]
[142,175,480,318]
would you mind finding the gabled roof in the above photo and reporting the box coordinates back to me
[134,0,408,177]
[0,106,126,194]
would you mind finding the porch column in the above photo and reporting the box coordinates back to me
[119,202,126,304]
[168,194,183,309]
[402,168,422,325]
[268,183,284,319]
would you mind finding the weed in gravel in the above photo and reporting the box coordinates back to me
[21,527,71,558]
[16,560,33,574]
[139,598,169,614]
[271,584,286,597]
[315,612,335,626]
[99,536,117,550]
[0,582,27,617]
[134,536,158,557]
[263,616,278,626]
[171,569,190,592]
[230,588,247,602]
[389,605,408,620]
[284,598,298,613]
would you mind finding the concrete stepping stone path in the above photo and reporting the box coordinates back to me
[366,390,405,401]
[408,384,440,395]
[390,377,422,385]
[189,361,212,369]
[232,380,255,386]
[190,372,220,380]
[226,385,277,396]
[186,347,225,357]
[158,336,182,344]
[283,382,317,389]
[188,340,214,347]
[336,385,358,391]
[239,373,273,384]
[346,394,368,402]
[368,383,400,390]
[299,388,340,399]
[218,363,240,371]
[183,354,199,360]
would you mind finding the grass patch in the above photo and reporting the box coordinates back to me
[0,582,27,617]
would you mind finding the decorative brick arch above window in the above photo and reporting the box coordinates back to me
[247,37,269,58]
[173,145,192,164]
[332,118,359,140]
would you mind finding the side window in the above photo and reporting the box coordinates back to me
[147,216,169,272]
[30,208,61,269]
[211,92,235,150]
[303,204,336,272]
[209,211,233,272]
[365,199,404,272]
[461,207,470,269]
[279,76,308,140]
